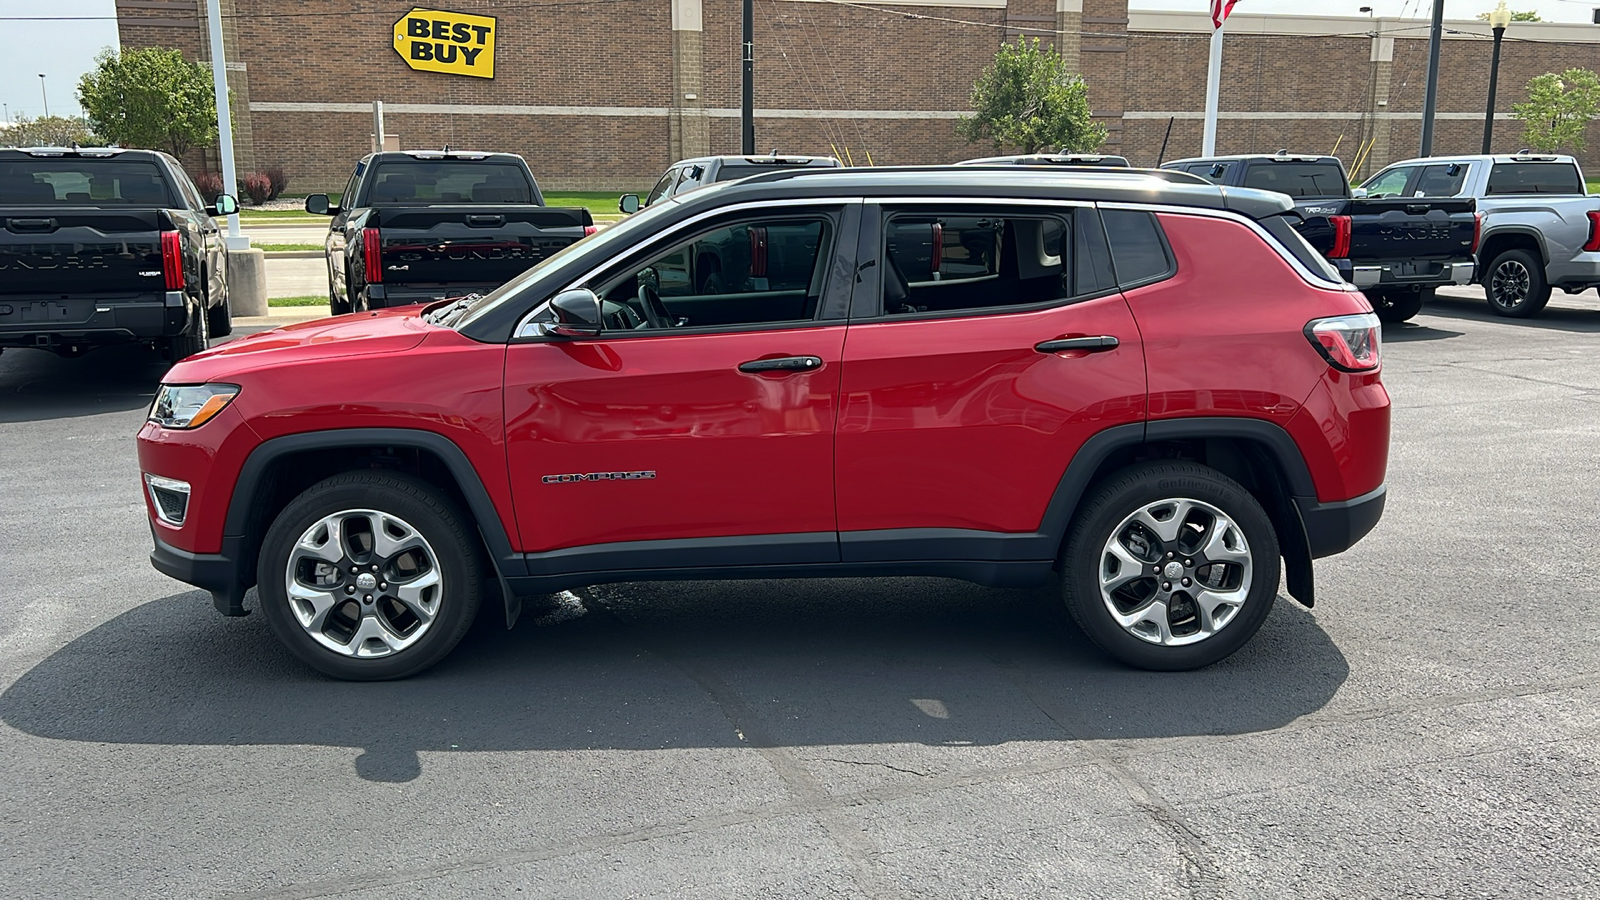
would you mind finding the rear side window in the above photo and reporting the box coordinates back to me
[0,159,174,206]
[1242,162,1349,199]
[1184,162,1231,184]
[1412,163,1468,197]
[1260,215,1343,283]
[365,161,532,204]
[1486,162,1583,195]
[1101,209,1174,287]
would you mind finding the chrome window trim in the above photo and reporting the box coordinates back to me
[1098,200,1353,292]
[515,196,857,338]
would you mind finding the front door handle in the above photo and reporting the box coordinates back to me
[738,355,823,373]
[1035,336,1120,353]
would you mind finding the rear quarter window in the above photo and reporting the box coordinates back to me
[1486,162,1583,195]
[1101,209,1174,287]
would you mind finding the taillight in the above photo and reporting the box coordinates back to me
[1583,210,1600,253]
[161,230,184,290]
[583,224,597,236]
[363,227,382,283]
[1327,215,1352,259]
[1306,313,1381,372]
[1472,211,1484,254]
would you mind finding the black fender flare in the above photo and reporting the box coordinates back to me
[1476,226,1549,269]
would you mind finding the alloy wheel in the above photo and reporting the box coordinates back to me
[1098,498,1254,646]
[284,509,444,658]
[1491,259,1531,310]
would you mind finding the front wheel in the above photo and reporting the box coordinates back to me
[1485,249,1550,318]
[256,472,483,680]
[1061,462,1281,671]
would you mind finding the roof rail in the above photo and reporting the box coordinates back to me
[731,164,1213,188]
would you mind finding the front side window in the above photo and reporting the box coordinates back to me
[592,213,836,330]
[1361,166,1414,198]
[644,168,678,206]
[1486,162,1583,195]
[1243,162,1350,199]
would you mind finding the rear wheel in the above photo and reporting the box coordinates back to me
[256,472,482,680]
[1369,287,1428,323]
[206,286,233,337]
[163,301,209,361]
[1485,248,1550,318]
[1061,462,1280,671]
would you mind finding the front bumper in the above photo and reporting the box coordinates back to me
[1295,484,1386,559]
[1350,262,1473,290]
[150,529,251,616]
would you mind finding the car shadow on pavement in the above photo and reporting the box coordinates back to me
[0,576,1349,783]
[0,343,170,423]
[1381,322,1463,343]
[1423,293,1600,334]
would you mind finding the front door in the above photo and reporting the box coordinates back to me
[503,202,859,569]
[835,202,1148,560]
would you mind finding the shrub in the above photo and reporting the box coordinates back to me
[241,172,272,205]
[263,166,289,200]
[191,170,224,203]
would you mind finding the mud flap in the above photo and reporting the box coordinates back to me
[1279,499,1316,608]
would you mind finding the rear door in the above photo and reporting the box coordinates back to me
[834,201,1146,561]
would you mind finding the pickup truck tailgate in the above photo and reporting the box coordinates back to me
[1,208,167,297]
[374,206,590,286]
[1348,197,1477,260]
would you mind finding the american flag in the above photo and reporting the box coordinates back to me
[1211,0,1239,29]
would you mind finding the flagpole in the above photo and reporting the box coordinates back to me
[1202,16,1225,155]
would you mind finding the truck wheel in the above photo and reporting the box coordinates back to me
[206,287,233,337]
[256,471,482,680]
[330,266,351,315]
[1369,287,1425,323]
[1485,249,1550,318]
[1060,462,1280,671]
[163,302,209,360]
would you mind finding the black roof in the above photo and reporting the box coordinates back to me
[0,147,162,160]
[692,167,1294,220]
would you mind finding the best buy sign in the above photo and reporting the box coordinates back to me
[393,8,496,79]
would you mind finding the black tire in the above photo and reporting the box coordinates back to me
[1369,287,1426,323]
[1485,248,1550,318]
[256,471,483,680]
[163,301,209,360]
[206,286,233,337]
[329,268,352,316]
[1060,462,1281,671]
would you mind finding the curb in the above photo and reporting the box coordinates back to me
[263,250,323,259]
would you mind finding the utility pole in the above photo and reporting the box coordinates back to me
[741,0,754,155]
[205,0,245,248]
[1418,0,1444,156]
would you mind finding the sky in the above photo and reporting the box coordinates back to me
[0,0,1594,124]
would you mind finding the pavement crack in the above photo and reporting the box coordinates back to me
[812,757,933,778]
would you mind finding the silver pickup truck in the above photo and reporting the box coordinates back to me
[1359,153,1600,318]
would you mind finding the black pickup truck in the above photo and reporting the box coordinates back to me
[306,151,594,313]
[1163,153,1478,321]
[0,147,237,358]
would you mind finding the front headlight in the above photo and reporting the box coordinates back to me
[148,383,240,429]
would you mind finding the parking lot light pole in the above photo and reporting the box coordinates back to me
[38,74,48,118]
[205,0,245,249]
[1419,0,1444,156]
[741,0,754,155]
[1482,1,1512,154]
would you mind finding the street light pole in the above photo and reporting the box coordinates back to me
[1482,1,1511,154]
[1418,0,1444,156]
[38,74,48,118]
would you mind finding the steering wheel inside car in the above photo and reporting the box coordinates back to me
[637,282,673,329]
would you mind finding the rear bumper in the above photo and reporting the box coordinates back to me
[1350,262,1473,290]
[1548,253,1600,291]
[1295,484,1386,559]
[0,292,189,348]
[150,530,251,616]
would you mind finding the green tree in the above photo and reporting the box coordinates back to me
[0,114,101,148]
[1476,9,1540,21]
[77,47,216,158]
[1512,68,1600,153]
[956,38,1106,154]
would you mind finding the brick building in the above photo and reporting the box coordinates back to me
[116,0,1600,192]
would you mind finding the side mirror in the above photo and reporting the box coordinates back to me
[546,289,603,338]
[618,193,641,214]
[207,194,239,217]
[1351,187,1368,198]
[304,193,333,216]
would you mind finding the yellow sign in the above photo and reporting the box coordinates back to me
[393,8,496,79]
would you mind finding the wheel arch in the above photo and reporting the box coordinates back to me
[1476,228,1547,271]
[224,428,521,621]
[1043,418,1318,607]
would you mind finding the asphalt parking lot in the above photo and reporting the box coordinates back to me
[2,290,1598,898]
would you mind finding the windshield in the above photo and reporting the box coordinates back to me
[448,194,687,330]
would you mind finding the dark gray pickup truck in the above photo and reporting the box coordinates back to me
[0,147,237,359]
[306,150,594,313]
[1164,152,1479,321]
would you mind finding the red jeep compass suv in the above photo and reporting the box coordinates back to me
[137,168,1388,680]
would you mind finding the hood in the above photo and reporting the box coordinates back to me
[165,307,433,384]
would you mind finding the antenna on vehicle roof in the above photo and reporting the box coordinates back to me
[442,144,451,154]
[1276,148,1288,155]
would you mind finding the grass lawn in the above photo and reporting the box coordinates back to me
[255,243,322,252]
[1588,178,1600,195]
[268,295,329,307]
[544,191,639,216]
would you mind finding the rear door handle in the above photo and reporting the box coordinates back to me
[1035,336,1120,353]
[738,355,823,373]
